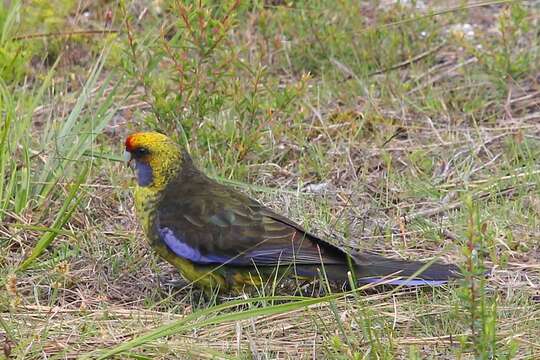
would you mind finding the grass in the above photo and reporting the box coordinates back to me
[1,0,539,358]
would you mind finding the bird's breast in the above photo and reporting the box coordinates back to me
[133,186,161,238]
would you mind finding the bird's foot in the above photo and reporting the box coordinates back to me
[158,276,190,289]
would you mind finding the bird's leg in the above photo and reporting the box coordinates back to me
[159,276,191,289]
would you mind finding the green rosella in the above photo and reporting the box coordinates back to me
[124,132,459,293]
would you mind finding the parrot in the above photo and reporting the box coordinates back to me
[124,131,460,293]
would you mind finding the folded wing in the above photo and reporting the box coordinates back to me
[157,169,346,267]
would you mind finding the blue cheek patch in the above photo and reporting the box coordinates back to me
[135,161,154,186]
[159,227,231,264]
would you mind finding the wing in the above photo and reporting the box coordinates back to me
[156,163,346,267]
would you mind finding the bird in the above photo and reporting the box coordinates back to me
[124,131,460,293]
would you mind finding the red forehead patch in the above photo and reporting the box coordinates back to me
[125,134,137,151]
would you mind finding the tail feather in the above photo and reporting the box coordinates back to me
[358,278,450,286]
[353,253,460,286]
[293,253,460,287]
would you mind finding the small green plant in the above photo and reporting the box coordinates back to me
[454,195,517,359]
[119,0,310,178]
[0,1,30,83]
[457,3,533,89]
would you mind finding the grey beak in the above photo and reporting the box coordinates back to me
[124,150,135,169]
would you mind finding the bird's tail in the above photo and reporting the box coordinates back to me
[296,253,460,287]
[351,253,460,286]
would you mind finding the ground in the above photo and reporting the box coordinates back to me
[1,0,539,359]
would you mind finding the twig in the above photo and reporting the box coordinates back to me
[408,57,478,94]
[369,42,446,76]
[12,29,118,41]
[439,169,540,190]
[405,184,527,221]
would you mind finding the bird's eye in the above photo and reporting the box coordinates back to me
[134,147,150,157]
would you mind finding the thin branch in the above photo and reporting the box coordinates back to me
[12,29,118,41]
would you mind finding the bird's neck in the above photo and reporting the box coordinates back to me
[144,146,184,193]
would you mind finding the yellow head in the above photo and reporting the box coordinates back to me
[124,132,182,191]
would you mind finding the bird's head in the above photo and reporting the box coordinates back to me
[124,132,182,190]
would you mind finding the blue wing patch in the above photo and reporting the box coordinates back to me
[158,226,318,266]
[159,227,230,264]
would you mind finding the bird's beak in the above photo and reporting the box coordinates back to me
[124,150,135,170]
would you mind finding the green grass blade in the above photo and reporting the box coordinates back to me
[18,165,89,271]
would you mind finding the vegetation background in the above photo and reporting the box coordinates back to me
[1,0,539,358]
